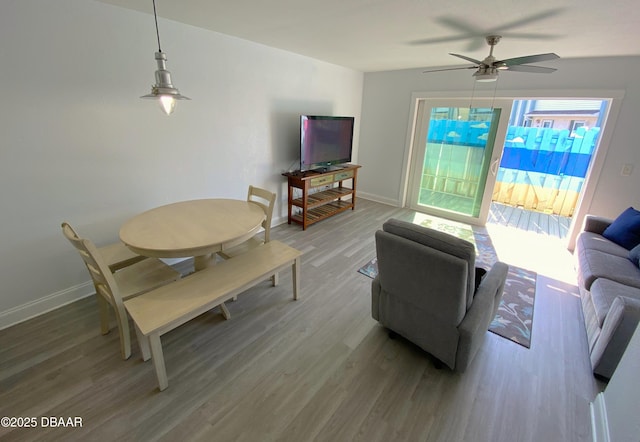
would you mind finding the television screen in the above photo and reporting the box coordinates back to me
[300,115,354,172]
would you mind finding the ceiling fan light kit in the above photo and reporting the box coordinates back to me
[140,0,190,115]
[423,34,560,82]
[473,67,499,82]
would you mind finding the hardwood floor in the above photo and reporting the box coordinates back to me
[0,199,602,441]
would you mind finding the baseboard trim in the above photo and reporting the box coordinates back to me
[357,192,400,207]
[590,392,610,442]
[0,281,94,331]
[0,195,399,331]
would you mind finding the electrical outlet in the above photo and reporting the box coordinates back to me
[621,164,634,176]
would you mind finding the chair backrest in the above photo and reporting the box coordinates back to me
[61,222,123,309]
[247,185,276,242]
[375,219,476,325]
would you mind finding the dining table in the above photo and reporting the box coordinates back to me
[119,198,266,272]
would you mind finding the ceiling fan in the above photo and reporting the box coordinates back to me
[411,9,565,51]
[423,35,560,82]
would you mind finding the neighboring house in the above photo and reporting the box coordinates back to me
[520,99,604,132]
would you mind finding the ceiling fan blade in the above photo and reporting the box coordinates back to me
[434,17,486,50]
[449,53,484,65]
[423,66,478,74]
[493,8,566,32]
[411,9,564,48]
[496,32,561,40]
[497,53,560,67]
[410,35,473,46]
[436,16,483,35]
[504,64,557,74]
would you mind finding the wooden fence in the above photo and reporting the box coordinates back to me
[493,126,600,216]
[423,122,600,217]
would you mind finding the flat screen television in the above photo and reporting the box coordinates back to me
[300,115,354,172]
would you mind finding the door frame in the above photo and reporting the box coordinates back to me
[405,97,513,225]
[400,89,625,246]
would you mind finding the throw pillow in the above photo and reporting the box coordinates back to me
[602,207,640,250]
[630,244,640,267]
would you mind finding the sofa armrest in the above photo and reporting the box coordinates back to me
[591,295,640,379]
[582,214,613,235]
[456,262,509,371]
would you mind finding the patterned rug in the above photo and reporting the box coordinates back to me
[359,215,536,348]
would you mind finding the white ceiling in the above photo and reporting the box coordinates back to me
[99,0,640,72]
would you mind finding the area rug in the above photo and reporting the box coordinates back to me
[359,216,537,348]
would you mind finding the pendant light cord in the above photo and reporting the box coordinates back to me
[469,78,477,110]
[152,0,162,52]
[490,77,499,110]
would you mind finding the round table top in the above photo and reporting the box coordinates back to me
[119,199,265,259]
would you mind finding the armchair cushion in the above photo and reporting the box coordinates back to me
[382,219,476,309]
[375,230,468,325]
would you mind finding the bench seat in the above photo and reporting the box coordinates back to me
[124,240,302,391]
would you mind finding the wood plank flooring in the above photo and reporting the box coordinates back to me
[488,202,572,239]
[0,199,601,441]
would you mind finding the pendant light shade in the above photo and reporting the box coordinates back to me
[140,51,190,115]
[140,0,189,115]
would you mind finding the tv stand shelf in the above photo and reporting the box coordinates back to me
[283,164,361,230]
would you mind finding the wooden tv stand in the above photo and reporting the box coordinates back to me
[282,164,361,230]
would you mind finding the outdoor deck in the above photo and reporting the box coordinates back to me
[488,202,572,239]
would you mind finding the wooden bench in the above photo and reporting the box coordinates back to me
[124,240,302,391]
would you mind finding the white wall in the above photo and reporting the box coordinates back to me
[0,0,363,328]
[591,324,640,442]
[604,323,640,441]
[358,56,640,221]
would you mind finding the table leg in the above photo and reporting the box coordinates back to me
[149,333,168,391]
[292,257,300,300]
[219,303,231,320]
[194,254,216,271]
[193,254,230,319]
[193,253,236,319]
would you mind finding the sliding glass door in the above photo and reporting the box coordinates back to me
[407,98,512,225]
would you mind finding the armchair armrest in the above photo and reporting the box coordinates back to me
[582,214,613,235]
[591,295,640,379]
[371,276,382,321]
[456,262,509,371]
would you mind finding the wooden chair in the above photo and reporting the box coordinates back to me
[62,222,181,359]
[63,223,147,273]
[219,185,276,259]
[219,186,277,296]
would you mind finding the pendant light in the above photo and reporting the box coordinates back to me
[140,0,190,115]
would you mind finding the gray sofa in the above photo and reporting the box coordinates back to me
[371,219,508,372]
[574,215,640,379]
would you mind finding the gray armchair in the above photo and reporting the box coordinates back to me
[371,219,509,372]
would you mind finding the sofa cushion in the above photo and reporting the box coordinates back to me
[602,207,640,250]
[590,278,640,327]
[629,244,640,267]
[578,248,640,291]
[579,287,601,352]
[576,231,630,258]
